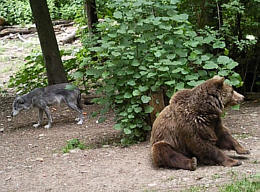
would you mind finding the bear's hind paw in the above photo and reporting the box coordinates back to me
[190,157,197,171]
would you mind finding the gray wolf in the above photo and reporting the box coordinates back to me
[11,83,83,129]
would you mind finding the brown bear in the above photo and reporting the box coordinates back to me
[150,76,250,171]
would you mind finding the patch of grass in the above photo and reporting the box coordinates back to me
[183,185,208,192]
[227,169,238,179]
[212,173,221,180]
[234,133,251,139]
[0,46,6,53]
[164,176,175,182]
[0,55,9,63]
[62,138,86,153]
[143,190,157,192]
[220,174,260,192]
[0,66,12,73]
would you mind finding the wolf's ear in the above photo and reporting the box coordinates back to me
[16,97,24,104]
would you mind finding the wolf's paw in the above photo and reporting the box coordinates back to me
[77,120,83,125]
[33,123,40,128]
[44,124,51,129]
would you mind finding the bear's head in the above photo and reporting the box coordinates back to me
[211,76,244,107]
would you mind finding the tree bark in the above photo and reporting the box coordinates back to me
[29,0,68,85]
[149,91,166,124]
[84,0,98,33]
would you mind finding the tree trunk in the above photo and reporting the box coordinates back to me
[149,91,166,124]
[84,0,98,33]
[29,0,68,85]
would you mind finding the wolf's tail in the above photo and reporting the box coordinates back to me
[77,91,83,110]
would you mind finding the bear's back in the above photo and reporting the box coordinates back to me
[150,89,193,149]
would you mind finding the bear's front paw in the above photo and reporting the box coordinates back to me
[236,148,250,155]
[190,157,197,171]
[222,158,241,167]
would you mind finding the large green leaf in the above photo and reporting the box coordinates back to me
[158,66,169,71]
[72,71,83,79]
[227,62,238,69]
[127,80,136,86]
[165,80,176,85]
[141,95,151,103]
[113,11,122,19]
[170,0,180,4]
[217,56,230,64]
[175,82,184,90]
[124,128,132,135]
[114,124,121,130]
[213,41,226,49]
[133,89,141,96]
[218,70,229,76]
[139,86,149,92]
[173,14,189,22]
[203,62,219,69]
[154,51,162,57]
[134,106,142,113]
[176,49,188,57]
[185,74,198,81]
[172,67,183,73]
[201,55,210,61]
[124,92,132,98]
[144,105,154,113]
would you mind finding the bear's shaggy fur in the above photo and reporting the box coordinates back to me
[150,76,250,171]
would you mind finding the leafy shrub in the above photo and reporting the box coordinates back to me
[47,0,84,21]
[0,0,84,25]
[74,0,242,144]
[220,174,260,192]
[0,0,33,25]
[8,50,78,94]
[62,138,86,153]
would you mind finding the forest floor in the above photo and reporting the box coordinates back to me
[0,25,259,192]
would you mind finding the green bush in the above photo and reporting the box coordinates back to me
[8,50,78,94]
[0,0,84,25]
[74,0,242,144]
[0,0,32,25]
[62,138,86,153]
[220,175,260,192]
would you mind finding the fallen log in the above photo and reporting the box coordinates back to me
[0,27,36,37]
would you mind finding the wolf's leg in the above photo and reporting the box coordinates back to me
[43,106,52,129]
[65,102,83,125]
[216,125,250,154]
[152,141,197,171]
[33,109,43,128]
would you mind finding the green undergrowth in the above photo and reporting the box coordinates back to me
[220,174,260,192]
[62,138,86,153]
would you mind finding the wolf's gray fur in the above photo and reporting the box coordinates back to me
[11,83,83,129]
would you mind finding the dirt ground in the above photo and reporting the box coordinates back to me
[0,27,259,192]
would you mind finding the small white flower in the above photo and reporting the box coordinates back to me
[246,35,256,40]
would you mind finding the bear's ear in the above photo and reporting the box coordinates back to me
[213,75,225,88]
[212,75,224,81]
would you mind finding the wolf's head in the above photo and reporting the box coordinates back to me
[11,96,30,117]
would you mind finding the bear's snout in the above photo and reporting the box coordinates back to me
[232,91,244,104]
